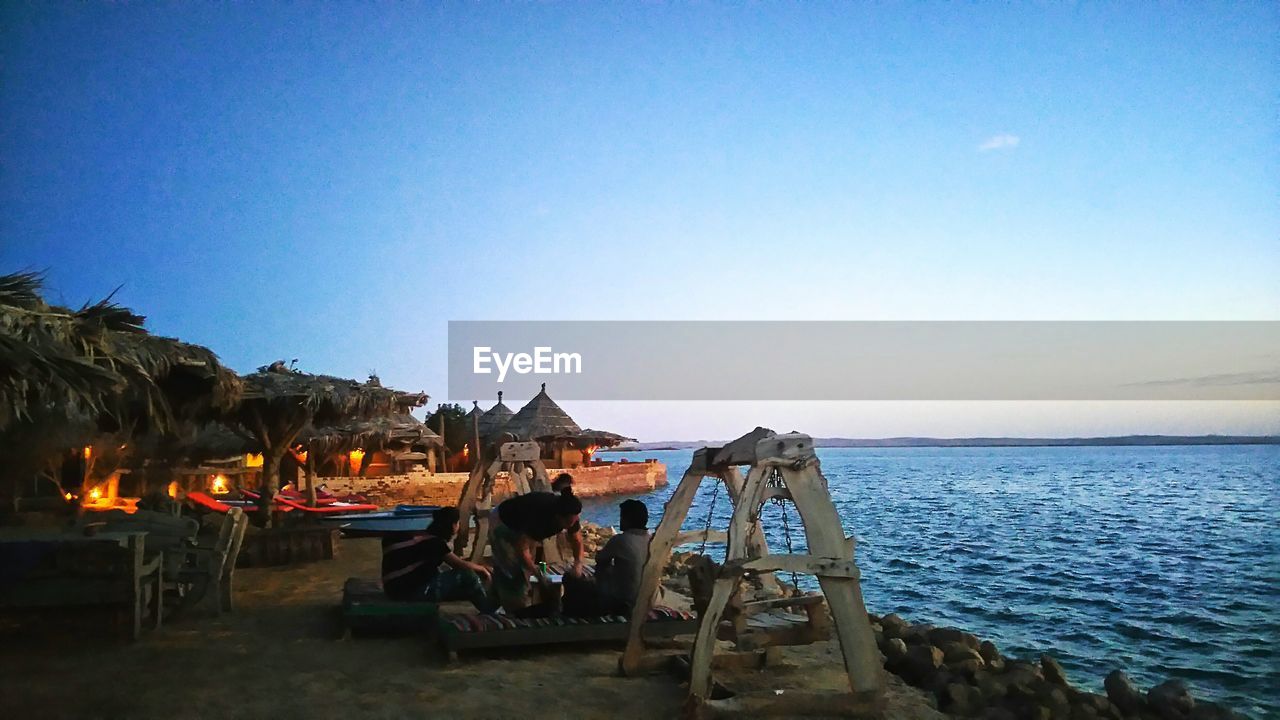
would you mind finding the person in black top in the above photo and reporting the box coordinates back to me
[381,506,494,610]
[489,486,584,611]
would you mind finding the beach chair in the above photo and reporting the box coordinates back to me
[174,507,248,616]
[186,491,234,513]
[436,605,698,662]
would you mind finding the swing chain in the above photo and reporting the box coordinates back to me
[698,476,721,556]
[771,489,802,592]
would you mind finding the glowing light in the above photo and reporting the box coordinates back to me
[89,487,102,500]
[245,453,264,468]
[83,446,92,459]
[462,444,470,459]
[348,449,366,473]
[167,481,179,498]
[211,475,229,494]
[64,492,73,502]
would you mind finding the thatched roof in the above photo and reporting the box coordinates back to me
[0,271,241,434]
[233,364,427,430]
[504,384,581,442]
[476,391,514,439]
[305,413,443,453]
[536,428,636,448]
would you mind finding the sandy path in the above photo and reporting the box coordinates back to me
[0,538,941,720]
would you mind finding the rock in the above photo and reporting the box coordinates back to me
[930,626,982,649]
[1148,679,1195,719]
[939,682,986,717]
[1029,705,1054,720]
[1104,670,1147,717]
[1071,703,1101,720]
[883,637,908,662]
[980,640,1003,664]
[901,623,936,646]
[945,642,987,666]
[1042,654,1070,686]
[974,670,1008,703]
[881,613,909,639]
[888,643,945,687]
[980,708,1018,720]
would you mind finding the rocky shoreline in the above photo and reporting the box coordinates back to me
[582,523,1250,720]
[870,612,1247,720]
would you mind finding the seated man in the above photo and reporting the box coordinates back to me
[562,499,651,617]
[381,506,495,611]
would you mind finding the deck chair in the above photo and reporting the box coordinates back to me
[186,491,234,513]
[175,507,248,616]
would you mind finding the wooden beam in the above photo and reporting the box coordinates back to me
[721,555,861,579]
[498,441,540,462]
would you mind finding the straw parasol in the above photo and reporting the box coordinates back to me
[503,383,581,442]
[536,428,637,449]
[0,271,241,434]
[226,364,427,522]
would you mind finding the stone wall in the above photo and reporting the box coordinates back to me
[314,459,667,507]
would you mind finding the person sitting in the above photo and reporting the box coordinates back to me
[489,486,584,613]
[551,472,573,493]
[562,499,651,617]
[381,506,495,611]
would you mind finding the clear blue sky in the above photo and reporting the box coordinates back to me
[3,3,1277,439]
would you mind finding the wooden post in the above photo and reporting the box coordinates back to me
[439,409,449,473]
[305,450,317,508]
[472,411,481,474]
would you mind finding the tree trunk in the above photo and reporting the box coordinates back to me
[258,444,287,528]
[305,453,316,508]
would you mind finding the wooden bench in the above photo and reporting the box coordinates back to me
[438,606,699,661]
[341,577,440,637]
[0,533,163,641]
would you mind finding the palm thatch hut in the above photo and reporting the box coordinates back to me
[0,271,241,507]
[503,384,633,468]
[225,364,426,522]
[476,391,514,442]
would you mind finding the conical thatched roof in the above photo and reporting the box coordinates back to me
[504,384,581,442]
[0,271,241,434]
[476,391,514,439]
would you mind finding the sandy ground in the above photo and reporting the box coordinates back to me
[0,538,942,720]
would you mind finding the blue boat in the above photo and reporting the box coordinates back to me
[324,504,440,537]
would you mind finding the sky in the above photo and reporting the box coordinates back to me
[2,3,1277,440]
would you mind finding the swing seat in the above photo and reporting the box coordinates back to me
[729,594,832,649]
[438,606,697,659]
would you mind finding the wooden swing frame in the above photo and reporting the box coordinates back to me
[621,432,884,718]
[451,440,564,564]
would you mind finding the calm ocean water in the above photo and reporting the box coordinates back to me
[584,445,1279,717]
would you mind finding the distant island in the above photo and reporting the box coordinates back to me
[605,435,1280,451]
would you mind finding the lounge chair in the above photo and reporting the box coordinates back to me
[437,605,697,661]
[186,491,234,513]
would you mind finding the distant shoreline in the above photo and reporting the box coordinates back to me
[604,435,1280,451]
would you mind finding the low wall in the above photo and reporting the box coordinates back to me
[315,460,667,507]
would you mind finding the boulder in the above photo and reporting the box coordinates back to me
[1148,679,1194,719]
[880,613,909,639]
[929,626,982,650]
[888,643,944,686]
[980,707,1018,720]
[883,637,909,662]
[945,642,987,666]
[939,682,986,717]
[901,623,937,646]
[1042,654,1070,686]
[979,640,1003,664]
[974,669,1009,703]
[1104,670,1146,716]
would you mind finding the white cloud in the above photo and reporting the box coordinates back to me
[978,134,1020,152]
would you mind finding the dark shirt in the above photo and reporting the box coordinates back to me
[381,532,450,601]
[595,529,650,610]
[496,492,581,541]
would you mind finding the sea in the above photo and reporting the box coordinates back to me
[583,445,1279,717]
